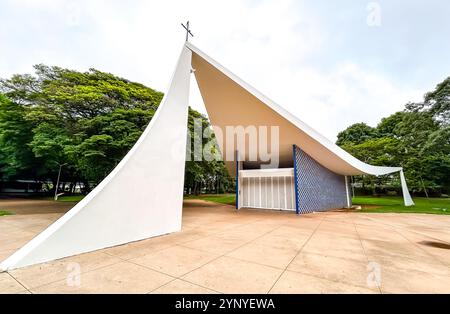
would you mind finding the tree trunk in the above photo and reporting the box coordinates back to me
[420,177,429,198]
[82,180,91,194]
[193,182,198,196]
[351,176,355,198]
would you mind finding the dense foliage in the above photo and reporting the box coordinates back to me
[0,65,232,194]
[1,64,448,197]
[337,77,450,196]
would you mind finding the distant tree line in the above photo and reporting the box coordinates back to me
[0,65,233,195]
[336,77,450,197]
[2,64,448,198]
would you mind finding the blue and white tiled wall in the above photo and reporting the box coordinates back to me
[294,145,350,214]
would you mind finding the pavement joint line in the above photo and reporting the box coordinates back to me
[362,215,449,268]
[175,278,223,294]
[146,275,223,294]
[353,221,382,294]
[14,252,127,292]
[30,257,178,293]
[6,271,31,294]
[216,247,380,292]
[146,219,301,294]
[391,228,450,268]
[151,226,288,293]
[280,251,378,290]
[100,249,183,279]
[267,216,326,294]
[101,215,285,294]
[4,200,450,293]
[178,231,311,257]
[27,255,178,293]
[398,226,450,245]
[269,268,377,294]
[101,241,178,260]
[101,215,275,262]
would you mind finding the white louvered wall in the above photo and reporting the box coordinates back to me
[239,169,295,211]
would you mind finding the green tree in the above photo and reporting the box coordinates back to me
[185,108,232,195]
[406,77,450,126]
[0,65,232,195]
[376,111,407,138]
[337,78,450,196]
[0,94,43,180]
[336,122,378,146]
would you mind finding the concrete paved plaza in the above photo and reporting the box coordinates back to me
[1,198,449,294]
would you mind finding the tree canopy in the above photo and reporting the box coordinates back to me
[2,64,448,197]
[0,65,232,194]
[336,122,378,146]
[337,77,450,196]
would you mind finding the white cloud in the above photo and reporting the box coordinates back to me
[279,62,423,139]
[0,0,442,141]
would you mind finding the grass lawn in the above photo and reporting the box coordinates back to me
[53,194,238,206]
[184,194,236,206]
[185,194,449,215]
[353,196,450,215]
[47,195,85,202]
[46,193,449,215]
[0,210,13,216]
[51,194,238,205]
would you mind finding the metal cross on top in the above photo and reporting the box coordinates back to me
[181,21,194,42]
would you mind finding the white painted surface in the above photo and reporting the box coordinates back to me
[240,169,295,211]
[400,170,415,206]
[0,46,192,271]
[345,176,351,208]
[240,168,294,178]
[187,42,414,207]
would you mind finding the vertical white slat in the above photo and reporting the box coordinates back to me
[253,177,256,208]
[283,176,287,210]
[273,177,280,209]
[261,177,264,208]
[290,176,294,210]
[259,177,262,208]
[278,177,282,210]
[242,178,246,207]
[248,177,251,208]
[263,177,267,208]
[271,177,274,209]
[280,177,283,210]
[242,178,245,207]
[274,177,280,209]
[247,178,252,207]
[246,178,250,207]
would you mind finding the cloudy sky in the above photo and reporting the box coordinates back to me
[1,0,449,140]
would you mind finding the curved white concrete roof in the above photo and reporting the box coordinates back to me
[188,42,401,176]
[187,42,413,206]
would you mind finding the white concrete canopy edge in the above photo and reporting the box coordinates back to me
[0,45,192,271]
[186,42,414,206]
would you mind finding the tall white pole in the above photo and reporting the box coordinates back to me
[345,176,351,208]
[54,164,63,201]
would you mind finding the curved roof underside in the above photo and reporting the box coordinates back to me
[187,42,402,177]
